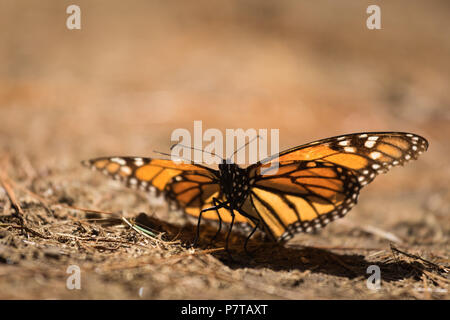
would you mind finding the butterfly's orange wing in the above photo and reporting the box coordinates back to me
[257,132,428,185]
[247,132,428,240]
[82,157,250,223]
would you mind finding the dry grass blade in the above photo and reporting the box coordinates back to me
[390,244,449,291]
[390,244,449,274]
[362,225,404,244]
[339,220,404,244]
[122,216,159,238]
[0,168,49,239]
[0,171,25,220]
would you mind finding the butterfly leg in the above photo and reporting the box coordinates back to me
[235,208,260,256]
[208,198,223,246]
[193,201,224,247]
[224,209,235,254]
[244,220,260,256]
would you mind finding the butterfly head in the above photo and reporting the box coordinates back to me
[218,160,237,179]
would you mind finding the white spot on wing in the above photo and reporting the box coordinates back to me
[365,140,376,148]
[134,158,144,166]
[120,166,132,175]
[111,157,126,165]
[370,151,381,160]
[344,147,356,153]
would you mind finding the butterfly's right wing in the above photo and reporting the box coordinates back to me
[82,157,249,223]
[246,160,360,241]
[245,132,428,241]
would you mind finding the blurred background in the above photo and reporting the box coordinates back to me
[0,0,449,299]
[1,0,449,223]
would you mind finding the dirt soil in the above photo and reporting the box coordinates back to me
[0,1,449,299]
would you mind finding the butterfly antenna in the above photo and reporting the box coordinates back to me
[153,150,193,163]
[170,143,224,161]
[228,135,262,161]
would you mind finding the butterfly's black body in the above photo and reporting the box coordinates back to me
[197,161,258,253]
[218,162,251,208]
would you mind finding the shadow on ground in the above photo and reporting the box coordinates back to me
[135,212,427,283]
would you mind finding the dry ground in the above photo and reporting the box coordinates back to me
[0,1,449,299]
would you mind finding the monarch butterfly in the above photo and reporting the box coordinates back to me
[82,132,428,252]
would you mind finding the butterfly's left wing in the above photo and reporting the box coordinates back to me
[82,157,250,224]
[246,132,428,241]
